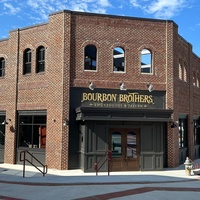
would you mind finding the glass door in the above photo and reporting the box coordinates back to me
[109,128,140,171]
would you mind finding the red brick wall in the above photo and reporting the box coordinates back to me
[1,10,200,169]
[70,13,169,91]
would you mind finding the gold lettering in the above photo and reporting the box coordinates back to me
[81,93,88,102]
[81,92,154,104]
[139,95,145,102]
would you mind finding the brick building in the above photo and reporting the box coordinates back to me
[0,10,200,171]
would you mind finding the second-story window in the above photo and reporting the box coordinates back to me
[84,45,97,71]
[113,47,125,72]
[23,48,31,75]
[179,118,188,148]
[36,46,45,73]
[141,49,152,73]
[0,58,5,77]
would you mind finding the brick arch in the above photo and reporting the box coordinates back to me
[34,42,48,49]
[81,40,100,49]
[111,42,127,51]
[20,45,34,55]
[138,44,156,53]
[0,54,8,60]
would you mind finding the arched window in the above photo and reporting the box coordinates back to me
[193,71,196,86]
[113,47,125,72]
[141,49,152,73]
[36,46,45,73]
[179,60,183,80]
[183,62,187,82]
[197,74,200,88]
[23,48,31,75]
[84,45,97,70]
[0,58,5,77]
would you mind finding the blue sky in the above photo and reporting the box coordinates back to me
[0,0,200,56]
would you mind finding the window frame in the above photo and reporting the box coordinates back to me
[36,46,45,73]
[113,47,125,73]
[17,114,47,149]
[194,119,200,145]
[0,58,5,77]
[23,48,32,75]
[84,45,97,71]
[140,49,152,74]
[179,118,188,148]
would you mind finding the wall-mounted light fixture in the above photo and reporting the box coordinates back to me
[169,121,178,128]
[120,82,127,91]
[170,122,177,128]
[2,118,11,125]
[63,118,69,126]
[2,119,15,132]
[89,82,95,90]
[147,83,154,92]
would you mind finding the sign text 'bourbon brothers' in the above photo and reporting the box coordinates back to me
[81,92,155,108]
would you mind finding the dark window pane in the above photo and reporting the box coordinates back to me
[23,49,31,74]
[20,116,32,124]
[33,116,46,124]
[84,45,97,70]
[0,116,5,146]
[37,46,45,73]
[0,58,5,77]
[19,125,32,147]
[112,132,122,158]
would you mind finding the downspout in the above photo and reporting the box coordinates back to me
[14,29,20,162]
[165,20,168,108]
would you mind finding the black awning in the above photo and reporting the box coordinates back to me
[76,107,173,122]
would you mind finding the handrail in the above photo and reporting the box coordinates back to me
[20,150,48,178]
[94,150,112,176]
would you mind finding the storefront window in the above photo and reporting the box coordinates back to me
[0,116,5,146]
[18,115,46,148]
[179,118,188,148]
[111,132,122,157]
[194,119,200,145]
[127,132,137,158]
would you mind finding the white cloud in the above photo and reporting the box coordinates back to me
[145,0,187,18]
[129,0,188,18]
[3,2,20,15]
[24,0,112,21]
[98,0,111,7]
[27,0,39,9]
[130,0,141,8]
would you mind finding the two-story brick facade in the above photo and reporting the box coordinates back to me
[0,10,200,171]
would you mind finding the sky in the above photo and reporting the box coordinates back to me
[0,0,200,57]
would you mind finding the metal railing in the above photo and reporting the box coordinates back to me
[94,150,112,176]
[20,150,48,178]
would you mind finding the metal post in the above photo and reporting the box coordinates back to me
[23,151,26,178]
[94,162,98,176]
[108,150,112,176]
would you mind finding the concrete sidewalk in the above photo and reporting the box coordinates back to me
[0,160,200,200]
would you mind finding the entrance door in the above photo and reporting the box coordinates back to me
[109,128,140,171]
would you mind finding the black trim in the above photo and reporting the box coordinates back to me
[0,111,6,115]
[76,107,173,122]
[18,110,47,115]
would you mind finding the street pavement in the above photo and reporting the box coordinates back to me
[0,159,200,200]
